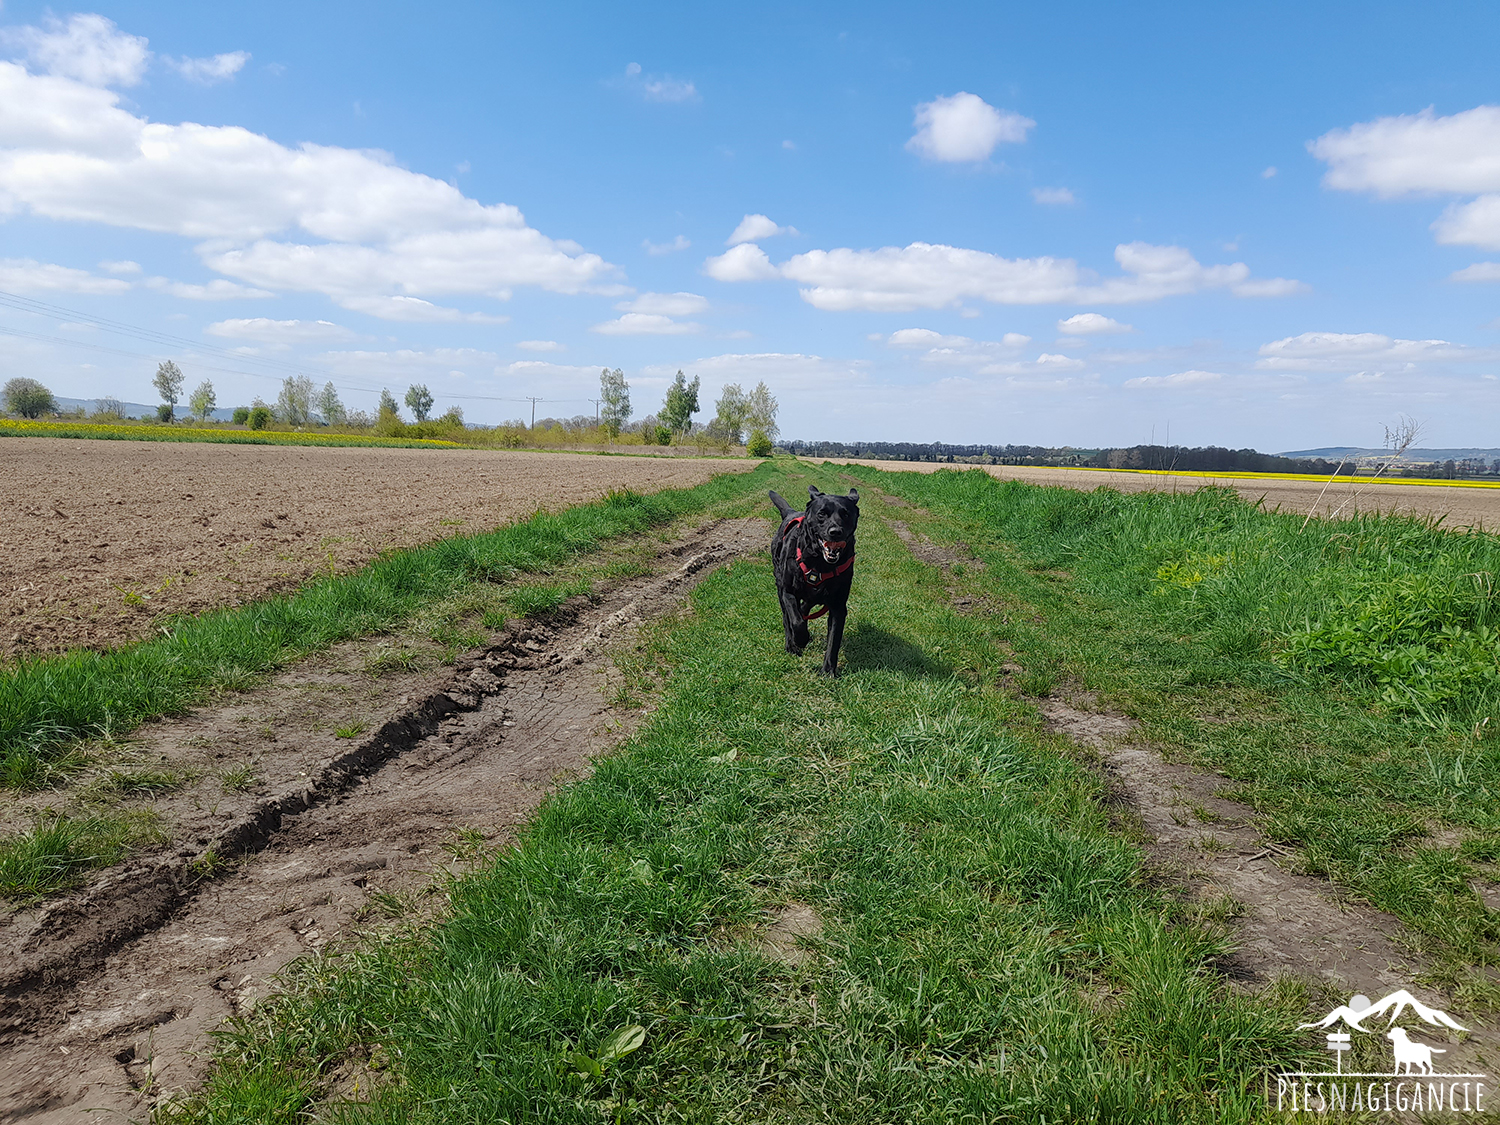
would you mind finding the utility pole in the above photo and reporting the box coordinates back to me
[587,398,602,426]
[525,396,543,430]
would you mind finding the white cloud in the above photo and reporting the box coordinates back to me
[1434,195,1500,250]
[1311,106,1500,197]
[0,257,130,293]
[3,14,148,87]
[1123,369,1224,389]
[143,276,274,300]
[1256,331,1485,371]
[206,317,353,343]
[517,339,565,352]
[727,214,797,245]
[166,51,250,84]
[335,295,508,323]
[1262,166,1277,179]
[1311,106,1500,250]
[1452,262,1500,282]
[321,347,499,380]
[643,234,690,255]
[1034,353,1085,368]
[98,258,141,274]
[1032,186,1074,205]
[722,240,1302,312]
[617,291,709,316]
[702,242,779,282]
[1057,312,1132,335]
[621,62,698,103]
[887,328,974,349]
[906,92,1033,163]
[590,312,699,335]
[0,48,617,310]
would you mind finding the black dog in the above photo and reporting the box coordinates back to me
[770,485,859,677]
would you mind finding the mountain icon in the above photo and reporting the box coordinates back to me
[1299,990,1468,1034]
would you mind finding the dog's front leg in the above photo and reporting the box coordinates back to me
[779,588,807,655]
[822,601,847,677]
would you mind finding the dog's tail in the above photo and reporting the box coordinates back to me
[769,489,796,518]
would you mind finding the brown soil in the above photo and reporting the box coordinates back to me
[0,516,768,1124]
[829,457,1500,528]
[0,439,754,661]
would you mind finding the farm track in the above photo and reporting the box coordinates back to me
[880,492,1500,1081]
[0,439,754,661]
[0,516,767,1124]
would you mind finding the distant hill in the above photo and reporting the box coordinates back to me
[53,397,238,422]
[1279,446,1500,463]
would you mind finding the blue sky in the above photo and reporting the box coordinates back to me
[2,1,1499,450]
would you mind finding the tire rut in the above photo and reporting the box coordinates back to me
[0,516,767,1124]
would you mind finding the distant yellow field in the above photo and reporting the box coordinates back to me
[1052,464,1500,489]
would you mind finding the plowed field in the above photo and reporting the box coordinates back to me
[0,439,754,661]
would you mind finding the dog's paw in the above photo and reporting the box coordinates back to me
[820,664,840,678]
[786,643,805,656]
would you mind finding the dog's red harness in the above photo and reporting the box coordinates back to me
[779,514,855,621]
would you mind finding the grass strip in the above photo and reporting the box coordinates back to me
[0,418,461,449]
[846,466,1500,1005]
[0,466,774,789]
[168,464,1308,1124]
[0,810,164,901]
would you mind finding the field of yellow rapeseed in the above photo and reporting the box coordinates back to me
[0,418,461,450]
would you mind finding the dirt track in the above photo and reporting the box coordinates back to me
[828,458,1500,529]
[0,516,767,1123]
[0,440,754,661]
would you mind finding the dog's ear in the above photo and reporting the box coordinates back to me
[847,488,859,504]
[808,485,822,499]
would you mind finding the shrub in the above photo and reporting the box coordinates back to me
[156,403,174,423]
[747,428,772,457]
[3,377,57,418]
[231,406,250,425]
[247,405,271,430]
[654,424,672,446]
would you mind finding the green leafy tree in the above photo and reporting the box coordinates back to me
[599,368,631,438]
[153,360,184,418]
[3,377,57,418]
[746,381,780,442]
[660,370,700,434]
[379,388,401,419]
[277,375,314,426]
[712,382,750,444]
[248,401,272,430]
[316,381,346,426]
[438,405,464,428]
[747,429,773,457]
[231,406,250,425]
[188,380,216,422]
[405,383,435,422]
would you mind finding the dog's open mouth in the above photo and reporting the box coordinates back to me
[820,539,846,563]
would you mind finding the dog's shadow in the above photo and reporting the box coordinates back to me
[838,623,954,678]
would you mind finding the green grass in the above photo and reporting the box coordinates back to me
[846,466,1500,1004]
[167,465,1311,1124]
[0,810,164,901]
[0,470,772,790]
